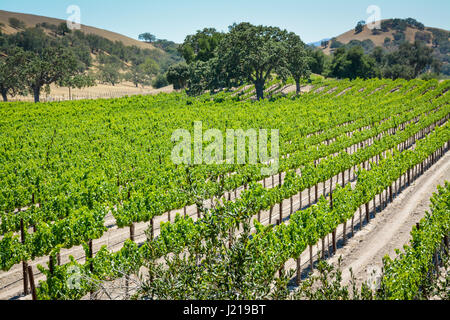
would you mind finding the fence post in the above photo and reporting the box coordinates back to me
[27,266,37,300]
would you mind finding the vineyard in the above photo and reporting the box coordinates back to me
[0,77,449,300]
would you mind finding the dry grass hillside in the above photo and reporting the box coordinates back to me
[0,10,159,51]
[320,19,448,55]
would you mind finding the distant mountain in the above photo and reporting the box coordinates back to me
[308,38,331,47]
[317,18,450,75]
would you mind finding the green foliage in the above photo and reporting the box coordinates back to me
[152,73,169,89]
[8,18,26,30]
[0,47,28,101]
[329,46,378,79]
[97,63,122,86]
[138,33,156,43]
[179,28,224,64]
[167,62,189,90]
[21,47,80,102]
[355,21,365,34]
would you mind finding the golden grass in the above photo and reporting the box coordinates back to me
[0,10,160,51]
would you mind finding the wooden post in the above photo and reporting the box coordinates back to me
[183,206,187,218]
[49,254,54,275]
[351,215,354,237]
[343,221,347,245]
[279,201,283,223]
[365,203,370,223]
[150,218,154,240]
[296,257,301,285]
[321,237,325,259]
[309,245,313,274]
[290,196,293,215]
[269,206,273,224]
[359,207,362,230]
[332,229,337,254]
[299,190,302,210]
[20,219,29,295]
[27,266,37,300]
[130,223,135,242]
[315,184,318,203]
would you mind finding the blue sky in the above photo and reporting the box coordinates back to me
[1,0,449,43]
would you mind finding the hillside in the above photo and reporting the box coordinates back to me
[0,10,157,51]
[319,19,449,55]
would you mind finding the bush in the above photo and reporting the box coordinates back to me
[152,74,169,89]
[9,18,26,30]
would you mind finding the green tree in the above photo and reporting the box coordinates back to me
[308,48,326,75]
[9,18,26,30]
[166,63,190,90]
[355,21,365,34]
[0,48,27,101]
[57,73,96,100]
[97,63,122,86]
[382,41,435,79]
[152,74,169,89]
[22,47,79,102]
[138,33,156,43]
[125,65,150,88]
[285,33,311,94]
[330,46,378,80]
[216,23,290,100]
[179,28,224,64]
[56,22,71,36]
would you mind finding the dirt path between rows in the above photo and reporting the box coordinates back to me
[326,151,450,287]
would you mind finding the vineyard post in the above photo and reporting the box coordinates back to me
[130,223,135,242]
[359,207,362,230]
[296,257,301,285]
[321,237,325,259]
[351,215,354,237]
[183,206,187,218]
[150,218,154,240]
[365,202,370,223]
[309,245,313,274]
[379,193,382,211]
[49,254,54,275]
[444,235,449,254]
[323,181,326,198]
[20,218,29,295]
[27,266,37,300]
[315,184,318,203]
[269,206,273,224]
[279,201,283,223]
[299,190,302,210]
[290,196,293,215]
[343,221,347,245]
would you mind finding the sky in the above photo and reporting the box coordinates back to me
[1,0,449,44]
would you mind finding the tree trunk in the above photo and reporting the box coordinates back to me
[33,86,41,103]
[1,89,7,102]
[296,79,301,95]
[296,257,302,285]
[255,80,264,101]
